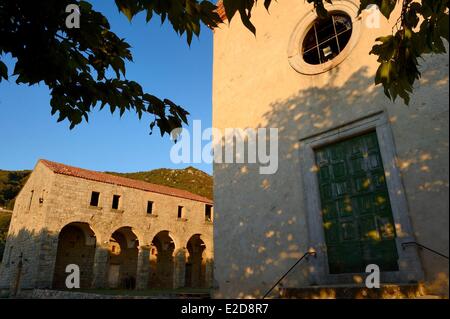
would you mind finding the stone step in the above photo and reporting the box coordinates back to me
[176,292,211,299]
[17,289,212,299]
[279,283,428,299]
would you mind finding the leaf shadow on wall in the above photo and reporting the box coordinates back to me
[213,60,449,298]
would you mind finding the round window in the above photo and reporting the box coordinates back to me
[287,1,361,75]
[302,13,353,65]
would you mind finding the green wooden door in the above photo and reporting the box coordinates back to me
[315,131,399,274]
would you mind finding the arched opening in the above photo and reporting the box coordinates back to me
[107,227,139,289]
[52,222,96,289]
[185,234,206,288]
[149,231,175,288]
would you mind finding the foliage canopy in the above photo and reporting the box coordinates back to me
[0,0,448,134]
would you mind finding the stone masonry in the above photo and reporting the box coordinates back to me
[0,159,214,295]
[213,0,448,298]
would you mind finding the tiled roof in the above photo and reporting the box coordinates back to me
[216,0,227,21]
[40,159,213,204]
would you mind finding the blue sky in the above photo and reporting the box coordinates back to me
[0,1,213,174]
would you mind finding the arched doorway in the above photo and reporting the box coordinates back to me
[107,227,139,289]
[52,222,96,289]
[149,231,175,288]
[185,234,206,288]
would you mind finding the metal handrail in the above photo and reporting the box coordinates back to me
[402,241,449,260]
[262,251,317,299]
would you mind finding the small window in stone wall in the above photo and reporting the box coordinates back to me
[7,246,13,265]
[205,204,213,222]
[39,189,45,205]
[90,191,100,207]
[177,206,184,219]
[112,195,121,210]
[28,190,34,210]
[147,201,154,215]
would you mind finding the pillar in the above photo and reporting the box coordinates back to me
[205,258,214,288]
[173,248,187,289]
[35,230,59,289]
[91,242,109,288]
[136,246,150,290]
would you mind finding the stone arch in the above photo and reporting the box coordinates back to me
[185,234,207,288]
[107,226,139,289]
[108,223,146,247]
[149,230,176,288]
[52,222,96,289]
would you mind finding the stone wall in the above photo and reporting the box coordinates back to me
[0,161,214,293]
[0,162,55,292]
[212,0,448,298]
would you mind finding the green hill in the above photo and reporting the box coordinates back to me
[108,166,213,200]
[0,169,31,210]
[0,165,212,210]
[0,210,12,259]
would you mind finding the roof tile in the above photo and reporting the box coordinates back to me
[39,159,213,204]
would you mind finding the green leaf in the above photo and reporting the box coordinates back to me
[375,61,394,85]
[187,30,193,45]
[114,0,139,22]
[438,13,449,41]
[380,0,397,19]
[0,61,7,81]
[223,0,239,22]
[381,62,393,83]
[239,10,256,35]
[316,4,329,20]
[146,9,153,23]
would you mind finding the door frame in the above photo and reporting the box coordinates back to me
[299,111,424,285]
